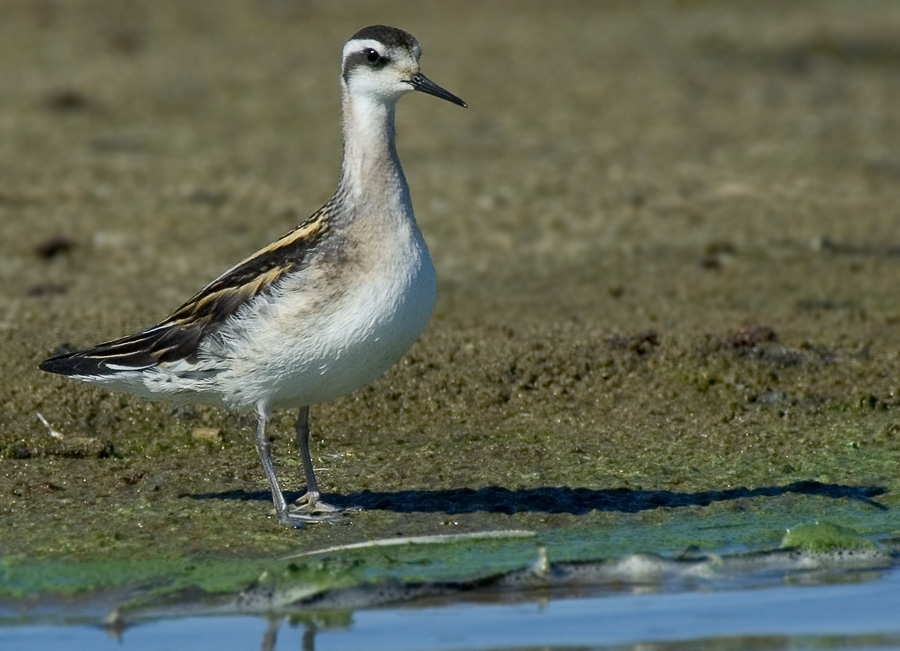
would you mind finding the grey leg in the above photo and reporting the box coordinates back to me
[253,410,319,528]
[261,617,280,651]
[292,406,358,520]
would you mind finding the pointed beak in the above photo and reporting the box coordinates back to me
[409,73,467,108]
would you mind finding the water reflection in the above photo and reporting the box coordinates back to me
[247,569,900,651]
[4,565,899,650]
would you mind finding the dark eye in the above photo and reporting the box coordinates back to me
[364,48,381,64]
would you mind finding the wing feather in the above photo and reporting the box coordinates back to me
[40,210,331,377]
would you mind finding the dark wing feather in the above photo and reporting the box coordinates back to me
[40,211,330,377]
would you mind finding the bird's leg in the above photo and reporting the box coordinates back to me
[253,410,320,528]
[292,406,357,519]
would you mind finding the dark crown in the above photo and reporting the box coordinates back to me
[349,25,419,52]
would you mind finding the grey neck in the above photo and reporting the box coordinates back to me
[334,85,412,218]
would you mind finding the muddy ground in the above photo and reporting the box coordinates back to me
[2,0,900,563]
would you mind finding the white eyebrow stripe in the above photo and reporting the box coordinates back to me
[342,39,385,59]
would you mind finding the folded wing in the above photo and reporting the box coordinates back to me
[40,210,330,377]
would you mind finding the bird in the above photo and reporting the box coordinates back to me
[39,25,466,528]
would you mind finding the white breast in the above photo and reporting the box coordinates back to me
[203,224,436,411]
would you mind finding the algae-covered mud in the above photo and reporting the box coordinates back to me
[0,522,897,623]
[2,0,900,608]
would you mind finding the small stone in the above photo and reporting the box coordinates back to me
[192,427,223,445]
[726,324,778,347]
[34,236,76,259]
[20,437,114,459]
[45,88,90,112]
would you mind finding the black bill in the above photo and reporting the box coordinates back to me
[409,73,467,108]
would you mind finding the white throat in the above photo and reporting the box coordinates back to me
[337,86,411,215]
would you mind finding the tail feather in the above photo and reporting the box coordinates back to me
[39,349,152,377]
[39,326,180,377]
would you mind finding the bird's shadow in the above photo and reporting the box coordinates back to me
[188,480,887,515]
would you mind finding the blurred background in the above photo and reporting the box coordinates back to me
[2,0,900,556]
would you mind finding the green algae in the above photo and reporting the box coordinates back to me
[2,492,897,606]
[0,557,270,600]
[0,532,541,602]
[783,521,877,554]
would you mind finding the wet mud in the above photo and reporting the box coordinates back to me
[1,0,900,583]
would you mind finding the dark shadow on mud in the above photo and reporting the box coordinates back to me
[188,480,887,515]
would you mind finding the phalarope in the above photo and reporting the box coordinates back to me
[40,25,466,528]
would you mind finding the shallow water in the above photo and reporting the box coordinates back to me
[5,566,900,651]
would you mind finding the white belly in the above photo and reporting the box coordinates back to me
[204,237,436,411]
